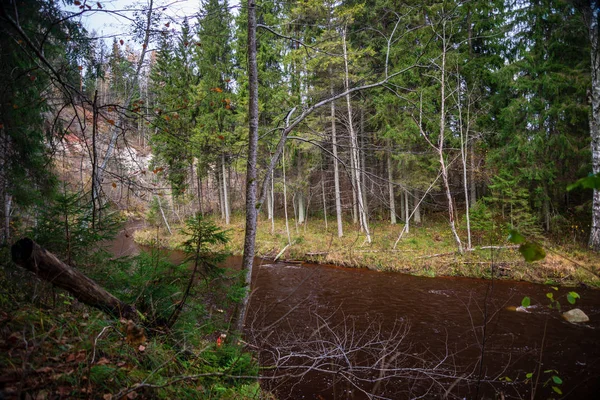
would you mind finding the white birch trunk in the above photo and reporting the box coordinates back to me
[322,169,328,231]
[270,168,275,233]
[470,141,476,208]
[404,190,410,234]
[413,189,421,224]
[157,195,172,235]
[222,153,230,225]
[458,75,472,250]
[331,77,344,237]
[387,140,396,225]
[343,27,371,243]
[438,28,463,254]
[282,146,292,245]
[218,163,225,220]
[297,192,305,225]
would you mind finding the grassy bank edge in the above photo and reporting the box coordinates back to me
[133,215,600,288]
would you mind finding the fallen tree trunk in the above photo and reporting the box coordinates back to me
[11,238,137,321]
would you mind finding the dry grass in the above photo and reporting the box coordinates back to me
[134,214,600,287]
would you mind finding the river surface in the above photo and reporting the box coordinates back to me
[114,224,600,399]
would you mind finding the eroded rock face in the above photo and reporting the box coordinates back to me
[562,308,590,324]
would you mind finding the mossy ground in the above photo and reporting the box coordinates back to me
[134,214,600,288]
[0,249,269,400]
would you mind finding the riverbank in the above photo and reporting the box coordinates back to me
[133,215,600,287]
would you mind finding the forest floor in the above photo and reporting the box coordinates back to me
[134,214,600,288]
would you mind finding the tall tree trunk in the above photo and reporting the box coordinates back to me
[350,153,358,225]
[387,140,396,225]
[217,161,225,220]
[470,141,476,208]
[413,189,421,224]
[588,0,600,250]
[297,192,305,225]
[330,76,344,237]
[0,125,9,245]
[438,30,463,254]
[343,27,371,243]
[360,108,369,221]
[270,168,275,233]
[404,190,410,234]
[322,167,328,231]
[282,147,292,245]
[196,162,204,216]
[238,0,259,333]
[157,195,172,235]
[458,76,472,250]
[222,153,230,225]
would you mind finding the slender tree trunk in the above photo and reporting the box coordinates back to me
[0,125,9,245]
[282,147,292,245]
[387,140,396,225]
[196,162,204,216]
[222,153,230,225]
[330,76,344,237]
[157,195,172,235]
[270,168,275,233]
[343,27,371,243]
[439,31,463,254]
[413,189,421,224]
[350,153,358,225]
[266,183,273,220]
[470,140,476,207]
[458,76,472,250]
[588,0,600,250]
[404,190,410,234]
[238,0,259,333]
[297,192,305,225]
[217,161,225,220]
[400,187,406,221]
[360,108,368,221]
[91,91,99,229]
[322,167,328,231]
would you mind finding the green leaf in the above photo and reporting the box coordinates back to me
[567,173,600,191]
[546,292,554,300]
[552,386,563,395]
[551,286,558,291]
[552,376,563,385]
[521,296,531,307]
[526,372,533,379]
[519,242,546,262]
[567,291,580,305]
[508,229,526,244]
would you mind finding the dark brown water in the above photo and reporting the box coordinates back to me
[243,258,600,399]
[113,225,600,399]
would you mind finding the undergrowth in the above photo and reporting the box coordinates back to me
[0,210,267,399]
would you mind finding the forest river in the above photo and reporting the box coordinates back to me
[112,225,600,399]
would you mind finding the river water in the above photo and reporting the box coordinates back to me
[242,257,600,399]
[114,225,600,399]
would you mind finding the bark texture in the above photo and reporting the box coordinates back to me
[589,1,600,250]
[237,0,259,332]
[11,238,137,320]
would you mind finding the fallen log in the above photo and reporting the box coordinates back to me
[11,238,137,321]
